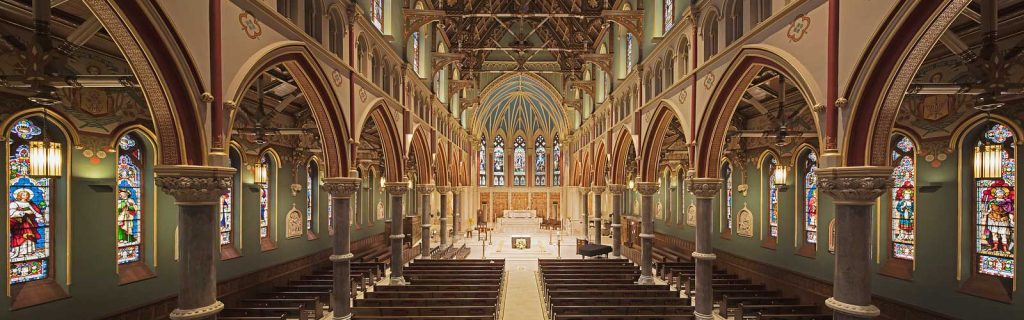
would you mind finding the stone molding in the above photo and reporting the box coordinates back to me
[635,182,660,196]
[639,233,656,239]
[329,253,354,262]
[323,177,361,198]
[154,166,235,205]
[389,234,406,239]
[817,166,894,205]
[607,184,627,195]
[414,184,436,194]
[826,297,881,317]
[385,182,410,195]
[693,311,713,320]
[333,312,353,320]
[610,223,622,228]
[687,178,722,199]
[692,252,717,260]
[168,301,224,320]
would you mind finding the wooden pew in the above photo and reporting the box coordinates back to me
[719,295,800,318]
[351,305,496,317]
[364,290,498,299]
[240,298,322,319]
[554,315,695,320]
[756,314,834,320]
[736,304,820,319]
[220,307,306,320]
[354,297,498,307]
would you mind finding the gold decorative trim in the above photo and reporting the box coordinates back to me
[168,301,224,320]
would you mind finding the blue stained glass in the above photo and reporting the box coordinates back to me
[493,136,505,186]
[535,136,546,186]
[553,134,561,186]
[723,163,732,231]
[513,136,526,186]
[219,189,232,244]
[626,33,635,73]
[479,135,487,186]
[9,119,52,284]
[116,135,144,265]
[412,32,420,73]
[259,155,270,238]
[891,135,916,260]
[804,150,819,244]
[768,157,779,238]
[985,123,1013,144]
[371,0,383,30]
[306,163,314,231]
[664,0,674,32]
[975,123,1015,278]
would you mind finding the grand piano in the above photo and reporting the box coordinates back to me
[576,239,613,258]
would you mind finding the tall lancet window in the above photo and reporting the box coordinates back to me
[493,136,505,186]
[721,161,733,233]
[307,160,319,232]
[891,134,917,260]
[974,123,1016,278]
[535,136,547,186]
[259,154,273,239]
[8,117,61,284]
[479,135,487,186]
[221,149,240,245]
[626,33,635,74]
[411,32,420,74]
[552,134,562,186]
[802,149,819,244]
[513,136,527,186]
[371,0,383,30]
[116,134,144,265]
[765,155,779,238]
[664,0,674,32]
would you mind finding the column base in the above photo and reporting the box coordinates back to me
[329,253,354,262]
[693,311,713,320]
[168,301,224,320]
[332,312,353,320]
[637,275,655,285]
[691,252,717,260]
[389,276,408,285]
[826,297,880,318]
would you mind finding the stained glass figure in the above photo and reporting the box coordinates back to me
[479,135,487,186]
[307,161,318,232]
[513,136,526,186]
[722,162,733,232]
[371,0,383,30]
[411,32,420,74]
[535,136,547,186]
[493,136,505,186]
[664,0,674,32]
[891,135,916,260]
[626,33,635,74]
[259,154,271,238]
[116,134,143,264]
[221,150,239,245]
[975,123,1016,278]
[767,156,779,238]
[804,150,819,244]
[553,134,562,186]
[8,118,52,284]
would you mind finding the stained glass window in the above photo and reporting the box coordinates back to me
[664,0,674,32]
[493,136,505,186]
[535,136,547,186]
[767,156,779,238]
[722,162,733,232]
[513,136,527,186]
[371,0,383,30]
[891,135,916,260]
[411,32,420,74]
[328,195,334,235]
[552,134,562,186]
[307,160,318,232]
[259,154,271,238]
[8,118,53,284]
[975,123,1016,278]
[479,135,487,186]
[626,33,635,74]
[803,150,819,244]
[221,150,239,245]
[116,134,144,265]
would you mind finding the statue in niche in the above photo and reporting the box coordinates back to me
[736,204,754,237]
[686,204,696,226]
[377,201,385,220]
[285,206,303,239]
[655,201,664,220]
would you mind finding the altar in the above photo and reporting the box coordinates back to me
[503,210,537,218]
[497,210,542,234]
[511,235,531,249]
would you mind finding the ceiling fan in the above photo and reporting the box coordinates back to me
[906,0,1023,110]
[727,73,816,147]
[233,74,315,145]
[0,0,137,105]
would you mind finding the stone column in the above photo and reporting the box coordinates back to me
[581,187,590,240]
[591,186,605,245]
[384,182,409,285]
[818,167,892,320]
[154,166,234,320]
[437,186,450,246]
[322,177,361,320]
[415,184,435,258]
[687,178,723,320]
[453,187,461,241]
[608,184,626,257]
[635,182,660,284]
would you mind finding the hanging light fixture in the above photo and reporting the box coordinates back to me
[773,165,789,189]
[253,157,268,184]
[974,143,1003,179]
[29,109,62,177]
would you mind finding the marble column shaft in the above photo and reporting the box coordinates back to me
[581,188,590,240]
[154,166,234,320]
[687,178,722,320]
[608,184,626,257]
[818,167,892,320]
[323,177,360,320]
[385,182,409,285]
[591,186,606,245]
[438,186,450,246]
[415,184,434,258]
[453,188,461,240]
[635,182,660,284]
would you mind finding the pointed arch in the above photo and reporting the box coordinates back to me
[610,128,635,185]
[639,103,685,182]
[408,127,433,184]
[359,102,406,181]
[593,142,608,186]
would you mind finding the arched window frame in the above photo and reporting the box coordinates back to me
[306,159,320,236]
[493,135,505,186]
[760,151,780,249]
[513,136,527,186]
[115,133,145,266]
[303,0,323,40]
[796,147,819,257]
[535,136,547,186]
[479,134,488,186]
[721,160,734,236]
[664,0,675,33]
[553,134,562,186]
[725,0,744,45]
[702,12,719,60]
[258,150,279,250]
[966,122,1017,280]
[220,147,242,252]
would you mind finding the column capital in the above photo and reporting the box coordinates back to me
[817,166,894,205]
[154,165,235,205]
[168,301,225,320]
[323,177,362,198]
[607,184,627,195]
[590,185,606,193]
[436,185,452,193]
[452,187,463,195]
[635,181,660,196]
[414,184,436,194]
[384,182,410,195]
[686,178,722,199]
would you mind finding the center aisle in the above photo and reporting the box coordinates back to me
[501,259,546,320]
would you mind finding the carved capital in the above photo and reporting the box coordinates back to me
[635,182,660,196]
[323,177,362,198]
[384,182,409,195]
[415,184,436,194]
[590,186,606,194]
[154,166,235,205]
[687,178,722,199]
[607,184,627,195]
[817,166,894,205]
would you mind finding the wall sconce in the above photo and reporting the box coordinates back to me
[407,179,413,189]
[974,144,1003,179]
[290,183,302,196]
[773,165,789,191]
[253,161,269,185]
[627,179,635,190]
[379,176,387,192]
